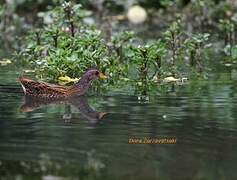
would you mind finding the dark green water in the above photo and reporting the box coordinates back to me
[0,65,237,180]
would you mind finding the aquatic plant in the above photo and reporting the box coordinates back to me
[163,19,183,70]
[17,3,108,81]
[15,1,217,97]
[218,15,237,61]
[219,19,236,46]
[184,33,211,72]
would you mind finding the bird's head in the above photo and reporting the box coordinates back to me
[84,69,107,81]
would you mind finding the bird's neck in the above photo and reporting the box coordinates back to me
[69,75,92,95]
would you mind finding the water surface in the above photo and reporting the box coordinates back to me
[0,65,237,180]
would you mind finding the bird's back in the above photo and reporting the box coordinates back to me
[19,77,69,98]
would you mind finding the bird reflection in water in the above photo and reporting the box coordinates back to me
[20,95,107,123]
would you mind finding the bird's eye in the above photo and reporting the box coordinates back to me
[95,71,99,76]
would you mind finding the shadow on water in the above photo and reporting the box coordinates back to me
[20,95,107,124]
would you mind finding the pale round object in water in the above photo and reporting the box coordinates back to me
[127,5,147,24]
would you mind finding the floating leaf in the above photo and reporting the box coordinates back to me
[163,77,188,83]
[23,69,36,73]
[163,76,180,83]
[58,75,79,85]
[0,59,12,66]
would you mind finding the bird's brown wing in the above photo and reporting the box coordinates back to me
[19,77,70,98]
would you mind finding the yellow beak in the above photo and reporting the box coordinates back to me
[99,72,108,79]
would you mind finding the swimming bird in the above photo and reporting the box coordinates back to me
[19,69,107,98]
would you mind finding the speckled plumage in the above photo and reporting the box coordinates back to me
[19,69,107,98]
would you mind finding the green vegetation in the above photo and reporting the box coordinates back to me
[0,0,236,95]
[15,2,209,81]
[219,17,237,61]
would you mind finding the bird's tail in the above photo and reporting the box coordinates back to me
[18,76,27,94]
